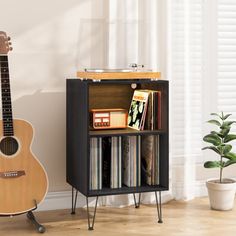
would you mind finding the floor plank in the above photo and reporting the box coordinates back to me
[1,197,236,236]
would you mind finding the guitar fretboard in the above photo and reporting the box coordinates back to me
[0,55,14,136]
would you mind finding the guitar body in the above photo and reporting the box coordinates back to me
[0,32,48,215]
[0,119,48,215]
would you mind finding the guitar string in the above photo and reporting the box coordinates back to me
[0,58,14,155]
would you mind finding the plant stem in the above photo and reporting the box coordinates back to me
[220,167,223,183]
[220,155,223,183]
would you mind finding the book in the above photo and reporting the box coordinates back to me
[111,136,122,188]
[143,90,161,130]
[144,91,154,130]
[122,136,141,187]
[90,137,102,190]
[102,136,122,189]
[141,135,159,185]
[155,91,161,130]
[102,137,111,188]
[128,90,150,130]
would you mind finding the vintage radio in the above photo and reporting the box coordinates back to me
[90,108,127,129]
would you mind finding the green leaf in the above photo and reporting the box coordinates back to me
[224,152,236,160]
[224,159,236,167]
[210,113,222,119]
[202,146,220,154]
[223,113,232,120]
[220,127,230,137]
[211,131,224,138]
[207,119,221,126]
[224,134,236,143]
[223,144,232,154]
[223,121,236,126]
[204,161,222,168]
[203,134,221,146]
[221,123,229,129]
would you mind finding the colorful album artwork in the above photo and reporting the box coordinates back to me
[128,90,149,130]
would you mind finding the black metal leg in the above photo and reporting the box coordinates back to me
[71,187,78,215]
[155,191,163,223]
[27,211,46,233]
[133,193,141,208]
[86,196,98,230]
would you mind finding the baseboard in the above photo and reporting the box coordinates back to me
[172,180,208,200]
[37,191,84,211]
[37,181,207,211]
[37,190,174,211]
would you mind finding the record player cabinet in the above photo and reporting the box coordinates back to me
[66,74,169,230]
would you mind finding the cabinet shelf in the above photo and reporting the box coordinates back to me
[88,185,168,197]
[89,128,166,137]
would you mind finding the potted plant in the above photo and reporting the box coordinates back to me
[202,112,236,210]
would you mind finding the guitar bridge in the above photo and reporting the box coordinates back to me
[0,170,25,179]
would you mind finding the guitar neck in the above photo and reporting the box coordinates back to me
[0,55,14,136]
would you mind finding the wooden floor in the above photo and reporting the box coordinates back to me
[1,197,236,236]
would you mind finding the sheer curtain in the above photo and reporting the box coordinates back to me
[102,0,171,206]
[77,0,236,205]
[76,0,166,71]
[169,0,204,200]
[102,0,204,203]
[170,0,236,200]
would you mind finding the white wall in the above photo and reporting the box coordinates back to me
[0,0,111,196]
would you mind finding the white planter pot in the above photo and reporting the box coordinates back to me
[206,178,236,211]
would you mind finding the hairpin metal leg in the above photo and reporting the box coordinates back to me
[86,196,98,230]
[133,193,141,208]
[155,191,163,223]
[27,211,45,233]
[71,187,78,215]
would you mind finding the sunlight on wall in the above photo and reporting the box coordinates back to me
[1,0,105,192]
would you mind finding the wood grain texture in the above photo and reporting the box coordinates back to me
[89,83,133,110]
[0,197,236,235]
[0,119,48,215]
[77,71,161,80]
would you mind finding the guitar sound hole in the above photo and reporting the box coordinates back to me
[0,137,19,156]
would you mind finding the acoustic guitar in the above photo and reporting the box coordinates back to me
[0,31,48,215]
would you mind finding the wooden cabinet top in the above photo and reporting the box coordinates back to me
[77,71,161,80]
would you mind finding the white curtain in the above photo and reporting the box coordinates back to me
[103,0,169,206]
[76,0,166,72]
[170,0,236,200]
[169,0,204,200]
[77,0,236,204]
